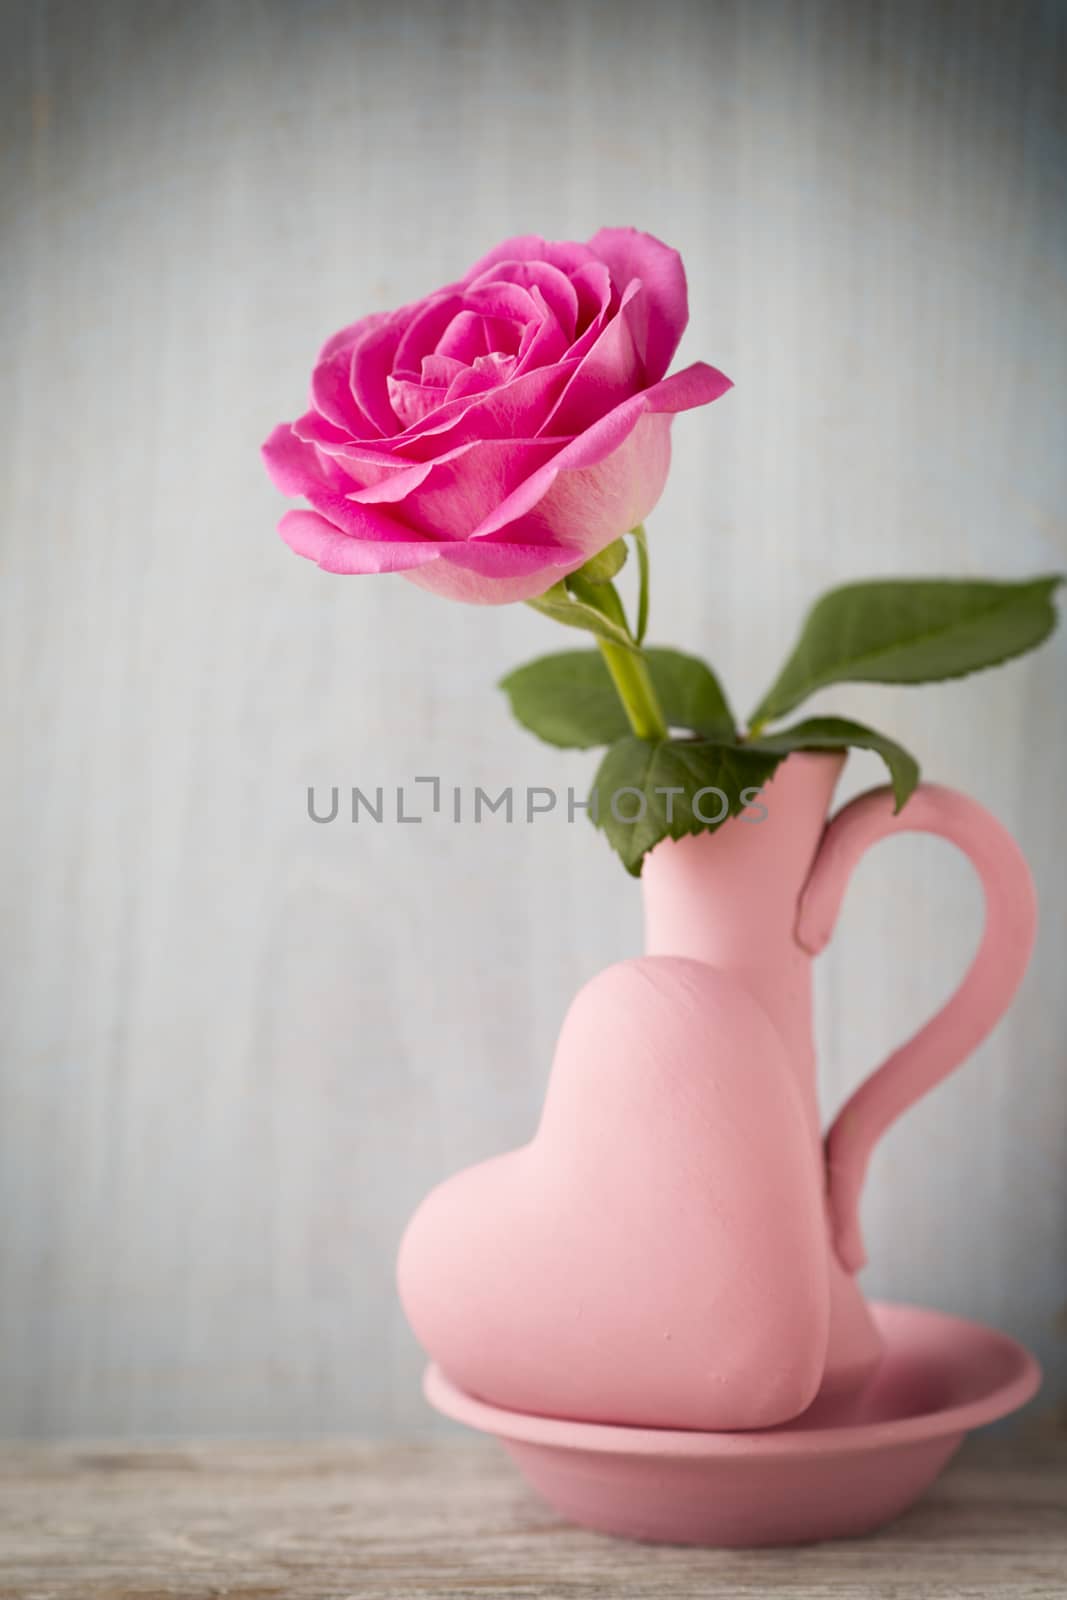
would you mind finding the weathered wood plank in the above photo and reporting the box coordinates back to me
[0,1438,1065,1598]
[1,0,1065,1443]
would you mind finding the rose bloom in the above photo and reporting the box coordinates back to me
[262,229,730,604]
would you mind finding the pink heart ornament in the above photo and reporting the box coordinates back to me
[398,956,832,1430]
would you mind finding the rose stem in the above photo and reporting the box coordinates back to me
[597,638,668,741]
[566,572,667,741]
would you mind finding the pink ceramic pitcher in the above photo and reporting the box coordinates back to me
[398,753,1036,1430]
[643,752,1037,1398]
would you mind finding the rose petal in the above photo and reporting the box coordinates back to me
[261,423,351,497]
[461,281,539,327]
[300,485,433,543]
[434,309,492,364]
[343,444,472,505]
[296,423,418,488]
[317,309,393,363]
[349,317,409,436]
[311,345,382,438]
[586,227,690,382]
[394,293,463,375]
[396,436,565,538]
[443,363,499,405]
[515,287,571,372]
[461,234,597,283]
[419,353,467,388]
[540,280,645,435]
[391,359,579,455]
[403,538,581,604]
[471,260,579,339]
[642,360,733,413]
[569,261,615,340]
[280,510,443,574]
[387,375,448,429]
[508,410,674,564]
[290,407,356,449]
[470,361,732,542]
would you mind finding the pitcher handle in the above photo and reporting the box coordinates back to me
[796,783,1036,1274]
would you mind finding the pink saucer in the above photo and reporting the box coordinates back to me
[424,1302,1040,1546]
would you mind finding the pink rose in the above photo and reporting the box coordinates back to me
[262,229,731,604]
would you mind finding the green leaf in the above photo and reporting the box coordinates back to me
[575,538,628,584]
[499,648,736,749]
[527,581,639,653]
[750,575,1063,726]
[646,648,735,739]
[500,651,632,748]
[748,716,920,812]
[631,523,650,644]
[590,737,783,876]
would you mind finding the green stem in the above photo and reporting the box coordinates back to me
[566,573,667,740]
[539,568,668,740]
[596,637,667,740]
[631,523,650,645]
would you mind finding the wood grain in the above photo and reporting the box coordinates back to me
[1,1437,1065,1599]
[1,0,1065,1440]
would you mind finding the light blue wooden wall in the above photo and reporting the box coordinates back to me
[2,0,1064,1436]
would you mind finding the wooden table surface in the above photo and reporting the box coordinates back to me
[1,1435,1064,1600]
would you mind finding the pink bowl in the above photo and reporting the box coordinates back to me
[424,1302,1040,1546]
